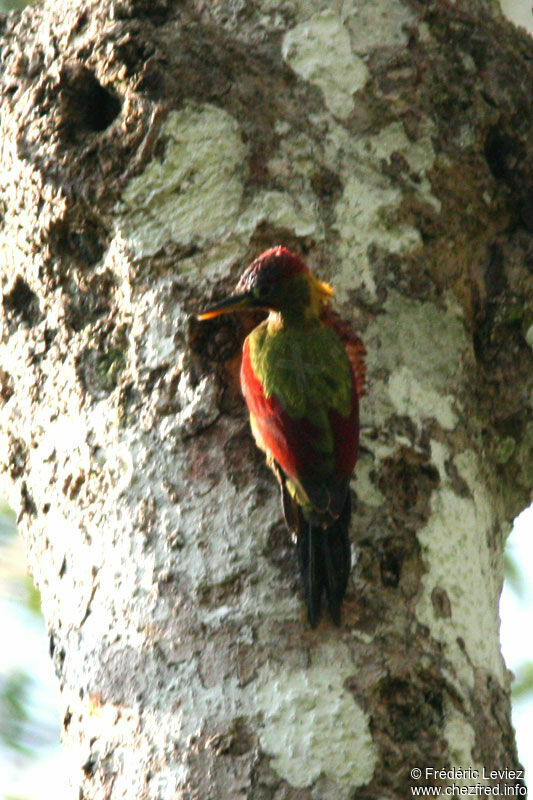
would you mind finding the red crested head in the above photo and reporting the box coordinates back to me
[197,246,333,321]
[235,247,309,295]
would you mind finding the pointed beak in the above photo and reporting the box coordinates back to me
[197,292,255,321]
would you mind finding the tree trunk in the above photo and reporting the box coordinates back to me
[1,0,532,797]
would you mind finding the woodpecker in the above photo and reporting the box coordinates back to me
[198,246,365,626]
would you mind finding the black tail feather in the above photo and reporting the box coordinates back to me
[299,523,323,627]
[272,463,352,625]
[322,493,351,624]
[295,493,352,627]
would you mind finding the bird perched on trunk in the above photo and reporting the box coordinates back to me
[197,246,365,626]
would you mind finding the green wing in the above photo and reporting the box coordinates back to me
[248,320,352,457]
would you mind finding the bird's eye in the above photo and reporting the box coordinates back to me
[254,284,270,301]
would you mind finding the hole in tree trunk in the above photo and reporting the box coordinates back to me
[60,63,122,133]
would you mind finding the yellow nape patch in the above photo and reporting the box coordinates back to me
[308,275,334,317]
[316,279,334,301]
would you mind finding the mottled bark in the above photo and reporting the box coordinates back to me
[1,0,532,798]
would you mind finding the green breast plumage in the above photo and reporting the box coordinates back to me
[248,319,352,455]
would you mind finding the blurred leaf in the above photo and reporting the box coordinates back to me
[0,503,41,615]
[22,574,42,616]
[0,504,17,545]
[504,550,528,601]
[0,670,33,757]
[0,668,58,760]
[5,795,32,800]
[512,661,533,701]
[0,0,32,11]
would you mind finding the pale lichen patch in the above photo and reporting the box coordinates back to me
[430,439,451,483]
[334,174,422,296]
[388,367,458,431]
[343,0,416,51]
[362,292,505,691]
[118,105,247,259]
[267,131,318,181]
[325,119,439,298]
[525,323,533,350]
[235,190,320,238]
[282,11,368,120]
[362,293,467,431]
[443,703,485,785]
[416,450,505,688]
[367,121,441,213]
[354,452,386,508]
[130,292,179,372]
[118,103,323,275]
[255,641,377,790]
[158,239,247,284]
[369,292,468,391]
